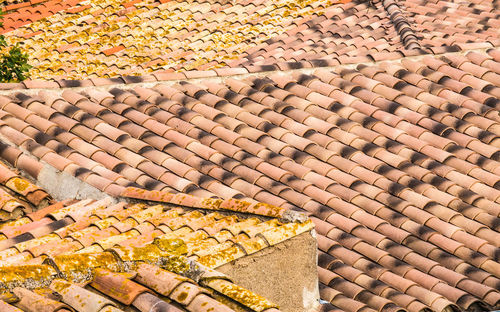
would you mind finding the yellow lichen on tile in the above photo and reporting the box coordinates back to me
[76,245,104,254]
[196,244,246,268]
[259,219,314,245]
[4,0,333,79]
[205,278,278,312]
[5,177,35,194]
[52,251,120,281]
[152,237,188,255]
[0,264,58,289]
[0,248,20,262]
[111,243,166,262]
[0,217,31,232]
[235,236,269,255]
[14,234,61,253]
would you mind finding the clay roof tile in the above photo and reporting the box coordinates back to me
[91,268,150,305]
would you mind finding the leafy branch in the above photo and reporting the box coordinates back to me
[0,9,31,82]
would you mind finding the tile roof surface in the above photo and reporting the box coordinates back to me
[0,194,312,311]
[2,0,500,81]
[0,0,84,34]
[230,0,500,69]
[0,161,50,221]
[2,0,341,80]
[0,0,500,311]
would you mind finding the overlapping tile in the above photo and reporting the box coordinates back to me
[1,47,500,311]
[0,160,51,222]
[0,194,313,311]
[0,0,84,34]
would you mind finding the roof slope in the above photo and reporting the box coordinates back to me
[0,47,500,311]
[230,0,500,70]
[3,0,500,81]
[0,195,312,311]
[1,0,500,310]
[2,0,339,80]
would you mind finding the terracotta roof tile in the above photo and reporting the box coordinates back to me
[50,278,116,311]
[91,268,149,305]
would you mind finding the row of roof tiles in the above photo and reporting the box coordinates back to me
[0,48,499,311]
[0,195,313,311]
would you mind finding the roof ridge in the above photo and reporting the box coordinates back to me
[120,186,309,222]
[1,47,498,94]
[375,0,422,50]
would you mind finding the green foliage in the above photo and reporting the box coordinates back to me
[0,9,31,82]
[0,9,6,48]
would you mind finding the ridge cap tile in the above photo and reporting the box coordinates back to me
[120,187,298,220]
